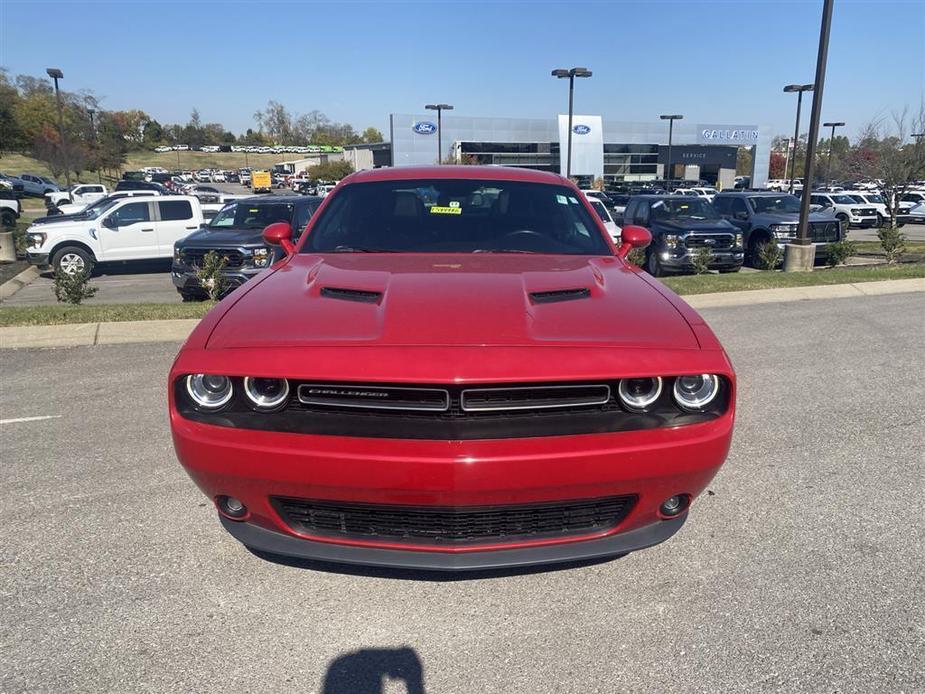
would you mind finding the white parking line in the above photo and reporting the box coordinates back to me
[0,415,63,425]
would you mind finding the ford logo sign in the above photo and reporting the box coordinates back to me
[572,124,591,135]
[412,121,437,135]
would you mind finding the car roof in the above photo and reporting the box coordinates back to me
[345,165,568,186]
[231,195,322,205]
[715,191,783,196]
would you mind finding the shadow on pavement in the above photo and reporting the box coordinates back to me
[323,647,426,694]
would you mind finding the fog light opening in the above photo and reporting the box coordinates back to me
[217,495,248,520]
[659,494,690,518]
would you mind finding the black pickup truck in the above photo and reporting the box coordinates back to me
[622,195,745,276]
[172,195,322,301]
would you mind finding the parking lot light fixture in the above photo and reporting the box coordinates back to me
[783,83,814,194]
[425,104,454,164]
[822,121,845,183]
[659,115,684,189]
[46,67,70,188]
[552,67,592,179]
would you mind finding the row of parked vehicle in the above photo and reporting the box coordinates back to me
[152,144,343,154]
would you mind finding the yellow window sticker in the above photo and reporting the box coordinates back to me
[430,206,462,215]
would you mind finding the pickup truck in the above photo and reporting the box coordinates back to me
[713,191,842,266]
[623,195,744,275]
[46,184,109,213]
[25,195,204,276]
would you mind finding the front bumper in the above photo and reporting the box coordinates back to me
[660,249,745,270]
[26,252,50,267]
[849,216,878,228]
[171,408,733,570]
[171,265,264,291]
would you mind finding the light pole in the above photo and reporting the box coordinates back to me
[794,0,834,250]
[46,67,70,187]
[551,67,592,179]
[822,121,845,183]
[659,114,683,189]
[425,103,453,164]
[783,83,814,194]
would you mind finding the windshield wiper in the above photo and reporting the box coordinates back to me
[472,248,540,254]
[329,245,399,253]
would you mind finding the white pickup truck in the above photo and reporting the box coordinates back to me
[1,196,21,228]
[26,195,204,275]
[46,184,109,213]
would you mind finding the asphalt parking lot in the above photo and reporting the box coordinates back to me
[1,293,923,693]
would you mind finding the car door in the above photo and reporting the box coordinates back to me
[726,198,751,233]
[97,200,157,260]
[154,199,200,255]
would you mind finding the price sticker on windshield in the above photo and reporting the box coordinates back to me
[430,204,462,215]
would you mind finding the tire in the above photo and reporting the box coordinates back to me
[748,236,773,269]
[645,249,663,277]
[178,288,208,302]
[877,213,886,228]
[1,211,14,228]
[51,246,94,277]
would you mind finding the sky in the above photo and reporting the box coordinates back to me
[1,0,923,142]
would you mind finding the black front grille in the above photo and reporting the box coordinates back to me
[808,221,840,242]
[272,495,637,545]
[684,233,735,250]
[182,248,245,269]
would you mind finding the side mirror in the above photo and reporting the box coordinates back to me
[617,225,651,259]
[734,211,749,221]
[101,216,116,229]
[263,221,294,255]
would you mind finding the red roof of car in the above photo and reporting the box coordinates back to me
[344,166,569,185]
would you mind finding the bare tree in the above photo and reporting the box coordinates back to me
[851,103,925,228]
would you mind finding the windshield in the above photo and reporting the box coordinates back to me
[832,194,857,204]
[209,201,294,229]
[864,194,884,204]
[303,179,611,255]
[79,197,122,219]
[590,200,610,223]
[748,195,802,214]
[650,198,720,221]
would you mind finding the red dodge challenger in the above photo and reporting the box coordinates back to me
[169,166,735,571]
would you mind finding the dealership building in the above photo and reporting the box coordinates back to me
[381,113,770,189]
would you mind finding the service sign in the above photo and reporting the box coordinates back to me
[697,125,759,145]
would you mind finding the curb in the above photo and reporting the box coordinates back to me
[683,277,925,309]
[0,265,39,301]
[0,278,922,350]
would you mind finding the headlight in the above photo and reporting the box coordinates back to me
[672,374,720,411]
[243,377,289,411]
[253,247,270,268]
[664,234,680,248]
[186,374,233,410]
[173,246,182,263]
[618,377,663,411]
[27,232,47,249]
[769,224,796,237]
[734,232,743,247]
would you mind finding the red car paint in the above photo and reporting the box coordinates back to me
[169,166,735,571]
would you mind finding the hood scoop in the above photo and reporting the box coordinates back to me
[320,286,383,304]
[529,288,591,304]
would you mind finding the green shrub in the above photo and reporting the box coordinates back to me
[626,247,646,267]
[757,238,783,270]
[877,226,906,264]
[53,269,98,305]
[690,246,712,275]
[194,250,228,301]
[824,239,857,268]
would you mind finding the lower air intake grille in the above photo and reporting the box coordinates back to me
[272,495,637,545]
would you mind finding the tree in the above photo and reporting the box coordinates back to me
[361,127,384,143]
[0,69,25,155]
[306,160,354,182]
[736,147,753,176]
[769,151,788,179]
[851,104,925,228]
[142,119,164,147]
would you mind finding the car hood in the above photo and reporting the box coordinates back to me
[31,212,91,225]
[753,211,835,224]
[653,219,736,233]
[207,254,699,349]
[178,227,263,247]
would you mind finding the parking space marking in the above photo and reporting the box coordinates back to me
[0,415,63,425]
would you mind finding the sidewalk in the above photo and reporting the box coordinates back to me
[1,277,923,349]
